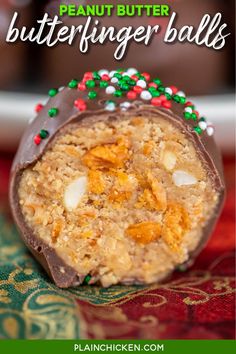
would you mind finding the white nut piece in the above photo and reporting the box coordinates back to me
[162,151,176,171]
[172,170,197,187]
[64,176,87,210]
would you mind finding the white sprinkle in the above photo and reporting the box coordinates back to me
[111,77,118,84]
[120,102,131,111]
[137,80,147,88]
[140,90,152,100]
[98,69,109,76]
[176,91,186,97]
[165,87,173,95]
[207,126,214,136]
[198,121,207,130]
[185,107,193,114]
[58,86,64,92]
[105,103,116,112]
[172,170,197,187]
[106,86,115,94]
[127,68,138,76]
[109,70,117,78]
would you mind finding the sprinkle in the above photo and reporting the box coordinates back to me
[114,73,122,80]
[78,82,86,91]
[133,86,142,94]
[184,107,193,114]
[34,135,41,145]
[120,83,130,91]
[68,79,78,89]
[173,95,180,103]
[148,82,157,88]
[35,103,43,113]
[165,87,173,95]
[194,126,202,134]
[39,129,49,139]
[131,75,139,82]
[113,90,123,97]
[100,80,109,88]
[151,97,161,106]
[48,88,58,97]
[127,68,138,76]
[158,85,165,92]
[74,99,87,111]
[151,90,161,98]
[162,100,172,109]
[142,72,151,81]
[127,91,137,100]
[105,100,116,111]
[169,85,178,94]
[83,72,93,80]
[109,70,117,78]
[48,108,58,117]
[184,112,191,120]
[106,86,116,94]
[137,80,147,88]
[88,91,97,99]
[179,97,186,104]
[86,80,96,88]
[140,90,152,100]
[159,95,167,102]
[191,113,197,121]
[199,121,207,130]
[98,69,109,76]
[93,71,101,80]
[111,77,119,84]
[153,78,162,85]
[120,101,131,111]
[101,74,110,81]
[207,125,214,136]
[176,91,186,97]
[83,274,92,285]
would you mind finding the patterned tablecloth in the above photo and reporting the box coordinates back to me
[0,154,235,339]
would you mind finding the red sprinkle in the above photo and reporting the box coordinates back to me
[193,110,199,117]
[101,74,110,81]
[159,95,167,102]
[169,85,178,94]
[148,82,157,88]
[133,86,142,94]
[162,100,172,109]
[83,72,93,79]
[34,135,41,145]
[131,75,139,82]
[127,91,137,100]
[78,82,86,91]
[74,99,87,111]
[35,103,44,113]
[185,101,194,107]
[151,97,162,106]
[142,72,151,81]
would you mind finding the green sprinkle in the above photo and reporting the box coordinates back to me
[88,90,97,99]
[120,83,130,91]
[158,85,165,92]
[113,90,123,97]
[48,108,58,118]
[151,90,161,97]
[184,112,191,119]
[153,78,162,85]
[173,95,180,103]
[179,97,186,104]
[100,80,108,88]
[148,87,156,92]
[194,126,202,134]
[39,129,49,139]
[86,80,96,88]
[122,75,130,82]
[191,113,197,121]
[165,93,172,100]
[114,73,122,79]
[93,71,101,80]
[83,274,92,285]
[128,79,136,86]
[68,79,78,89]
[48,88,58,97]
[199,117,206,122]
[106,100,115,105]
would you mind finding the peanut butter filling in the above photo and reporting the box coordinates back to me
[18,116,219,286]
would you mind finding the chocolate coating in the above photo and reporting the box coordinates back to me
[9,74,225,287]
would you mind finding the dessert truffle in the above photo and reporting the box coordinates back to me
[10,69,225,288]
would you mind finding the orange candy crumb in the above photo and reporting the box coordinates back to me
[126,221,162,244]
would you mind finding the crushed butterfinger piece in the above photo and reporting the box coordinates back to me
[51,218,64,243]
[130,117,145,126]
[82,138,130,170]
[108,189,132,203]
[162,203,190,252]
[88,170,105,194]
[126,221,162,244]
[143,141,155,156]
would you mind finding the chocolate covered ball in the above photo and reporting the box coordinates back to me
[10,69,225,287]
